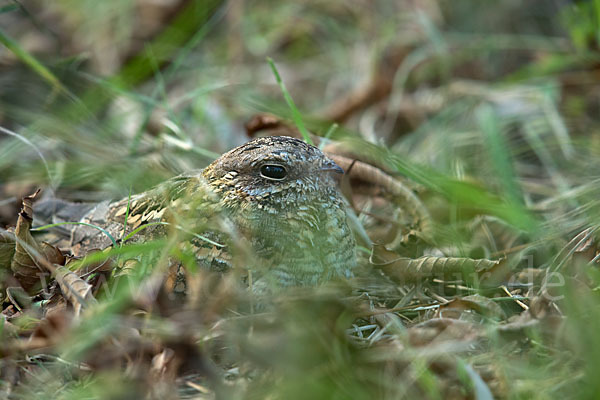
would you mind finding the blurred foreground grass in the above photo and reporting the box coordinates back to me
[2,0,600,399]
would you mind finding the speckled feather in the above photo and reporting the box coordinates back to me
[37,136,357,288]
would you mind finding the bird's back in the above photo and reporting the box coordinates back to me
[34,171,222,254]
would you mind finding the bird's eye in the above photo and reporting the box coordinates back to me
[260,164,287,180]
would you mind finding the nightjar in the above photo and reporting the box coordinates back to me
[35,136,357,289]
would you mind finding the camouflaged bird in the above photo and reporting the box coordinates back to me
[35,136,357,289]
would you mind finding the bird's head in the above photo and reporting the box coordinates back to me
[203,136,344,212]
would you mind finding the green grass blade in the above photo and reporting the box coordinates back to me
[476,103,523,205]
[0,28,66,94]
[319,123,339,150]
[0,4,19,13]
[32,222,117,247]
[266,57,313,145]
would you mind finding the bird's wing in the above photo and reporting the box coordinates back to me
[35,171,231,261]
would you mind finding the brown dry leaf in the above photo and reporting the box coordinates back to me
[150,348,177,382]
[54,265,98,316]
[564,227,600,269]
[436,294,506,320]
[245,113,295,138]
[320,44,415,124]
[8,190,66,295]
[31,301,72,342]
[551,227,600,273]
[570,227,598,254]
[6,190,102,320]
[40,242,65,265]
[497,307,564,342]
[511,268,546,286]
[538,227,600,296]
[5,286,32,311]
[0,337,55,358]
[148,341,211,400]
[408,317,482,348]
[0,229,16,270]
[10,190,49,293]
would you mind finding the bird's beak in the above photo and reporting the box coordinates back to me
[320,159,344,174]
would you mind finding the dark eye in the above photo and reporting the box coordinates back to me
[260,164,287,180]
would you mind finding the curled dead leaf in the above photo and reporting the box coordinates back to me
[371,246,507,285]
[408,317,482,348]
[330,154,433,245]
[40,242,65,265]
[54,265,98,317]
[10,190,48,294]
[436,294,506,320]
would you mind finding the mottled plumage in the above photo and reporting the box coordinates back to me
[35,136,357,288]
